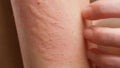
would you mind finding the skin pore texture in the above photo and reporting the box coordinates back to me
[11,0,90,68]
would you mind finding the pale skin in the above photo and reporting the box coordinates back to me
[10,0,90,68]
[82,0,120,68]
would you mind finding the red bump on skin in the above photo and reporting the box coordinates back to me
[22,0,87,63]
[11,0,90,67]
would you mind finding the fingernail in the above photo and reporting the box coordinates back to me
[84,28,93,40]
[82,7,93,19]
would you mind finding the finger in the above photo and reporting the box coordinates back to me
[84,26,120,48]
[82,0,120,20]
[88,48,120,68]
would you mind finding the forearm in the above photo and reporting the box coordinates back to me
[11,0,90,68]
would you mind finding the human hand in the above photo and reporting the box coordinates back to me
[82,0,120,68]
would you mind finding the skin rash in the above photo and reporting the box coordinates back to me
[11,0,90,68]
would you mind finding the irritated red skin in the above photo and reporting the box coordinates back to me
[11,0,90,68]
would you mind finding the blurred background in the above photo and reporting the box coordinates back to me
[0,0,23,68]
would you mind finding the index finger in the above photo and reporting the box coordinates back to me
[82,0,120,20]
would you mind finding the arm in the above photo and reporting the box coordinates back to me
[11,0,90,68]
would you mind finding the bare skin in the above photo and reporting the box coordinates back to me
[11,0,90,68]
[82,0,120,68]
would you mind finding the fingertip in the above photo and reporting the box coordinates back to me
[82,0,120,20]
[88,48,120,68]
[82,7,94,20]
[84,27,94,40]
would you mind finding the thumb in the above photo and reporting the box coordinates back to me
[82,0,120,20]
[84,26,120,48]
